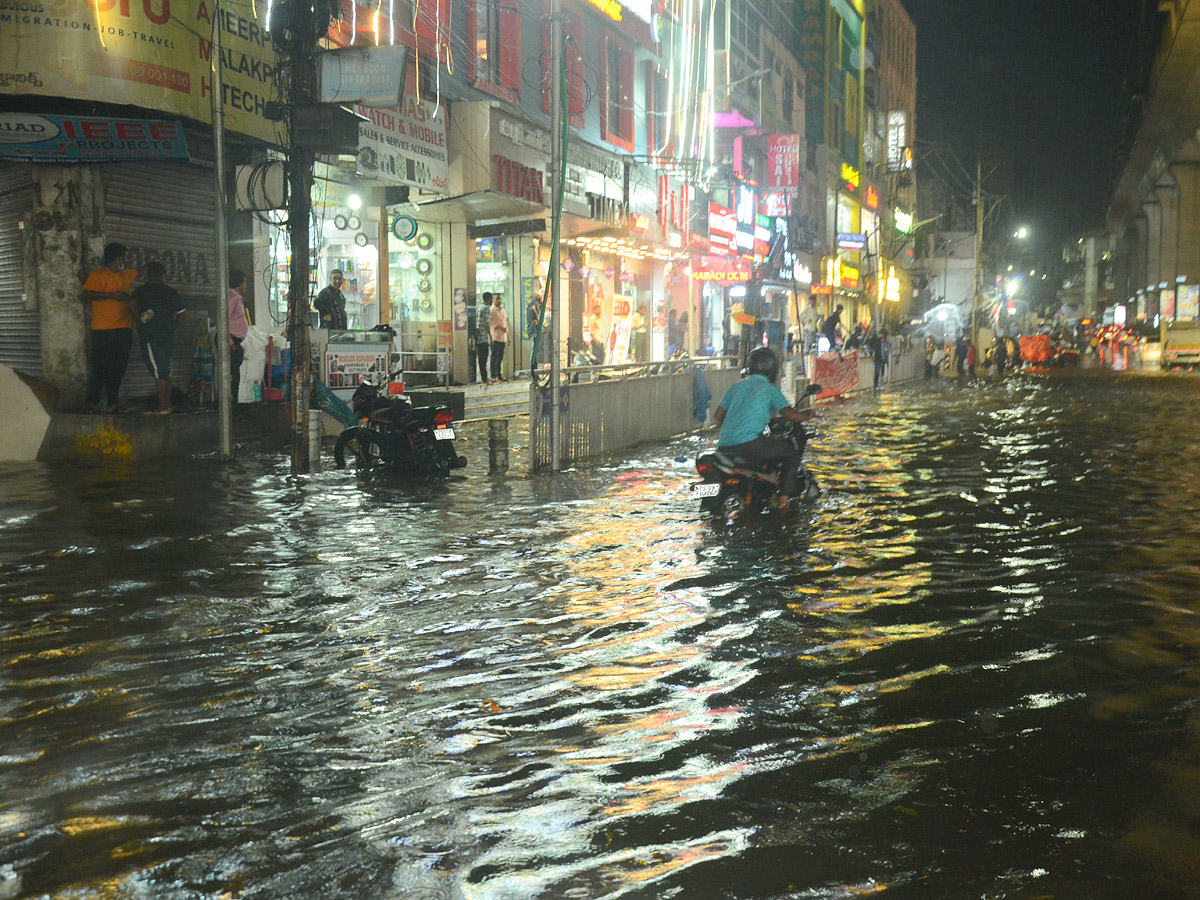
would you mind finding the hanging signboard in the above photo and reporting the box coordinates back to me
[887,110,907,173]
[767,134,801,192]
[320,46,409,106]
[708,202,737,254]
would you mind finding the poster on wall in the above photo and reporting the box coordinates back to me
[1161,288,1177,320]
[608,294,634,365]
[326,348,388,391]
[522,277,541,338]
[1178,284,1200,320]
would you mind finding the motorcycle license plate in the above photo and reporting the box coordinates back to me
[691,483,721,498]
[434,427,455,441]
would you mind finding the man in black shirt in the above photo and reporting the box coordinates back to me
[314,270,348,330]
[821,304,844,350]
[131,260,186,414]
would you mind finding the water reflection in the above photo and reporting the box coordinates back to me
[4,373,1200,898]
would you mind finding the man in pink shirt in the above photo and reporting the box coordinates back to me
[489,294,509,381]
[229,269,249,401]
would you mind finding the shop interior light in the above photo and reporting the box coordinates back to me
[348,194,362,210]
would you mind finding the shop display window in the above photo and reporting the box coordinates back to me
[390,225,446,383]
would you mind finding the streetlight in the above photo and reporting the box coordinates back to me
[1014,227,1029,240]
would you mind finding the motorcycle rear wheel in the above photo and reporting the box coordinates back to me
[334,426,385,470]
[715,485,748,518]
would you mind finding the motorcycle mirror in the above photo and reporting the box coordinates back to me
[804,383,822,396]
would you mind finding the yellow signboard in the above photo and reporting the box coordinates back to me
[0,0,279,142]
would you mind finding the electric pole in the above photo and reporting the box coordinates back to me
[972,161,984,351]
[548,0,563,471]
[285,2,319,474]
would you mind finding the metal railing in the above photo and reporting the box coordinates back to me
[530,357,740,470]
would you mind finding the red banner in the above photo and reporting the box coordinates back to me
[814,350,859,399]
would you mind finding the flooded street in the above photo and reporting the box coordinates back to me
[5,371,1200,899]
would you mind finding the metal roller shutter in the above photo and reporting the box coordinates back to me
[102,162,218,402]
[0,165,39,378]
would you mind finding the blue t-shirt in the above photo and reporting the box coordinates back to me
[717,374,789,447]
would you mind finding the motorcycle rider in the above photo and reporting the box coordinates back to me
[714,347,815,512]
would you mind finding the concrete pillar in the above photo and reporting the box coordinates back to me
[30,167,105,408]
[1156,176,1181,289]
[1171,159,1200,283]
[1143,199,1163,300]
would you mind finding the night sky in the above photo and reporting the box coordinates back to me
[900,0,1159,251]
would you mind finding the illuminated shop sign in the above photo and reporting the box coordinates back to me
[864,185,879,210]
[841,265,861,289]
[841,162,860,194]
[837,232,866,251]
[708,202,737,253]
[734,182,757,254]
[585,0,653,23]
[693,255,752,283]
[894,209,913,233]
[885,265,901,302]
[887,110,907,173]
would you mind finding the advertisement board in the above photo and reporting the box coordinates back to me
[0,0,279,141]
[0,114,189,162]
[355,99,449,193]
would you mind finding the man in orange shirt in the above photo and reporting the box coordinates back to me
[82,242,138,413]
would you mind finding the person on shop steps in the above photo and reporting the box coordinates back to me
[489,294,509,381]
[713,347,815,513]
[474,292,492,383]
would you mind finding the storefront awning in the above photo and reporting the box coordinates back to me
[410,190,545,224]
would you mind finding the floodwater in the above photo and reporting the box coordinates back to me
[3,371,1200,900]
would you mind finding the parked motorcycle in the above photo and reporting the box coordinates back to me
[333,376,467,477]
[690,383,821,517]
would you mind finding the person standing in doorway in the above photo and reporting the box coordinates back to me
[228,269,250,402]
[82,242,138,413]
[490,293,509,381]
[314,270,348,330]
[474,292,492,383]
[132,260,186,414]
[632,304,649,362]
[589,302,606,364]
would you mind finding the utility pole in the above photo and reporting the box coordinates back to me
[211,0,232,459]
[285,4,318,474]
[972,160,984,351]
[548,0,563,471]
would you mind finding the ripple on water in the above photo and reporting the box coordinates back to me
[2,375,1200,898]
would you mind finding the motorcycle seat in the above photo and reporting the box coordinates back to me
[710,450,781,484]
